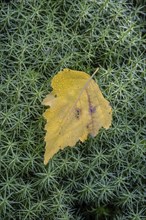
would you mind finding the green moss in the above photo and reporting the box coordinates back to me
[0,0,145,219]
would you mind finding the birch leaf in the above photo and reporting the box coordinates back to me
[42,68,112,164]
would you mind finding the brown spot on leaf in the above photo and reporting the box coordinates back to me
[75,108,81,119]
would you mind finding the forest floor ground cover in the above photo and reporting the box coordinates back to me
[0,0,145,219]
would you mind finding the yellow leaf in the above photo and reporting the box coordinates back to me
[42,68,112,164]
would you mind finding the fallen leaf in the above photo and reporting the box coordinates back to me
[42,68,112,164]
